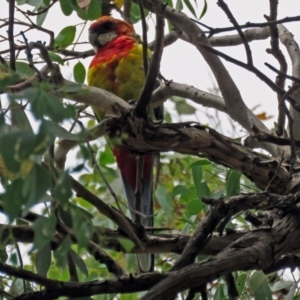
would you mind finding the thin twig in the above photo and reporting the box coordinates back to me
[265,1,287,136]
[70,176,145,251]
[123,0,132,24]
[8,0,16,71]
[279,85,300,173]
[255,132,300,147]
[76,120,123,214]
[200,44,300,114]
[17,0,58,16]
[134,0,165,118]
[0,262,58,287]
[67,252,79,282]
[265,63,300,85]
[218,0,253,65]
[191,15,300,35]
[264,151,285,192]
[12,9,55,46]
[15,243,26,293]
[138,0,149,75]
[57,215,126,277]
[20,32,43,78]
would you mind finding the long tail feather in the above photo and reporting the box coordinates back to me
[137,159,153,272]
[116,148,154,272]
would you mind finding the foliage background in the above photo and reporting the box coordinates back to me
[0,0,300,299]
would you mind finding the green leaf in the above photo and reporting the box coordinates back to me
[54,235,72,269]
[15,61,35,76]
[249,271,266,292]
[43,0,50,5]
[32,121,56,155]
[198,182,210,198]
[36,243,51,276]
[130,2,149,24]
[58,206,73,227]
[70,249,88,276]
[36,6,48,26]
[187,199,202,215]
[73,61,86,84]
[59,0,73,16]
[70,205,94,222]
[10,278,26,296]
[172,96,196,115]
[70,205,94,249]
[172,185,190,196]
[46,120,80,140]
[176,187,196,203]
[10,253,18,265]
[167,0,173,7]
[79,145,91,160]
[118,238,135,252]
[271,281,294,292]
[54,26,76,48]
[0,247,8,263]
[0,130,36,172]
[76,9,88,21]
[26,87,72,122]
[1,179,26,220]
[236,272,247,295]
[33,215,57,250]
[175,0,183,10]
[99,145,115,165]
[56,83,84,94]
[214,284,225,300]
[22,163,52,208]
[76,221,93,249]
[10,100,33,132]
[52,172,72,204]
[47,52,64,65]
[213,189,225,199]
[17,0,43,6]
[130,2,141,24]
[70,0,89,21]
[155,186,172,218]
[87,0,102,20]
[164,112,172,123]
[249,270,272,300]
[192,165,202,198]
[254,280,272,300]
[0,73,20,90]
[285,283,297,300]
[226,170,241,197]
[199,0,207,19]
[189,159,210,168]
[183,0,197,18]
[177,101,196,115]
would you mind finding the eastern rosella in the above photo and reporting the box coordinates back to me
[87,16,161,272]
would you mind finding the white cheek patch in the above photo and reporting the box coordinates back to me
[98,32,118,46]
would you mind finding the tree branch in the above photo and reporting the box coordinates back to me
[108,114,290,193]
[8,0,16,71]
[134,0,165,118]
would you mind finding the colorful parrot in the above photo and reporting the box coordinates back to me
[87,16,162,272]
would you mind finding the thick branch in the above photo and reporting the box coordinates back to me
[209,27,270,47]
[108,115,290,193]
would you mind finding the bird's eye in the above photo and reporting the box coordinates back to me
[89,28,96,34]
[102,21,113,31]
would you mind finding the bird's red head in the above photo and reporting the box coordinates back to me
[88,16,135,51]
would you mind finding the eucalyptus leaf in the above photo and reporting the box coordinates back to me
[54,26,76,48]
